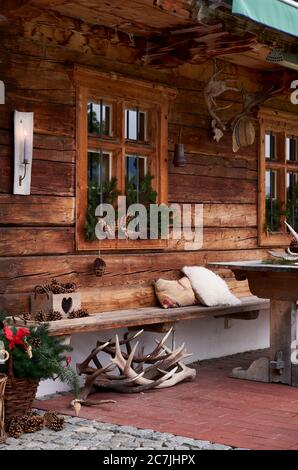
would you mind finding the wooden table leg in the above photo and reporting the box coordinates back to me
[270,300,296,385]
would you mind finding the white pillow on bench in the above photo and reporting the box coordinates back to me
[182,266,241,307]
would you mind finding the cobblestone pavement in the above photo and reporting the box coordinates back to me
[0,414,244,450]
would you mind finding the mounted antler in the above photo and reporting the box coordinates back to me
[77,329,196,399]
[230,85,285,129]
[204,68,240,140]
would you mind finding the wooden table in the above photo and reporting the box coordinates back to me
[210,261,298,386]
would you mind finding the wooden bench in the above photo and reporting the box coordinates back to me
[16,295,269,337]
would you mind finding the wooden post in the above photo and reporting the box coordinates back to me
[270,300,296,385]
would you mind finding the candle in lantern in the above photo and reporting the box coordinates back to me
[23,128,28,162]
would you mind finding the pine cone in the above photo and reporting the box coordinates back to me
[48,310,63,321]
[7,420,23,439]
[49,279,66,294]
[44,411,64,432]
[68,309,89,319]
[63,282,77,293]
[21,414,44,433]
[29,336,42,348]
[35,310,48,322]
[21,312,31,321]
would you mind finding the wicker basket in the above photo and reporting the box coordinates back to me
[4,377,39,424]
[0,374,7,443]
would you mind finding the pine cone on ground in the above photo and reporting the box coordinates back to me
[44,411,64,432]
[68,309,89,319]
[35,310,48,322]
[21,413,44,433]
[48,310,63,321]
[7,419,23,438]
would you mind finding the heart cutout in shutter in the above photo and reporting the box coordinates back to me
[62,297,73,314]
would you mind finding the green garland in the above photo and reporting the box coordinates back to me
[265,182,298,233]
[85,177,119,241]
[85,174,171,241]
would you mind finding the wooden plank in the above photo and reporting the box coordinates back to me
[0,195,75,226]
[81,285,157,312]
[169,124,258,159]
[0,227,75,256]
[0,132,75,162]
[16,296,268,336]
[31,160,75,196]
[202,204,257,228]
[0,276,252,315]
[202,228,257,250]
[169,174,257,204]
[0,99,74,136]
[0,249,268,296]
[0,157,75,196]
[168,203,256,228]
[169,153,257,181]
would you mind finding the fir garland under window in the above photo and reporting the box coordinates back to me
[84,174,171,241]
[85,177,119,241]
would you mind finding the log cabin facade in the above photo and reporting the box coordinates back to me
[1,1,298,392]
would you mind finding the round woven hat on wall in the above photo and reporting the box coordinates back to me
[232,117,256,153]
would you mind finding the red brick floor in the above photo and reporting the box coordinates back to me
[34,350,298,450]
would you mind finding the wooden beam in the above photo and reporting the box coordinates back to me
[14,296,269,336]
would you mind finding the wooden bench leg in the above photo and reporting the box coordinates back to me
[270,300,296,385]
[230,358,269,382]
[230,300,298,385]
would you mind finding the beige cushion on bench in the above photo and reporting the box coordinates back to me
[155,277,196,309]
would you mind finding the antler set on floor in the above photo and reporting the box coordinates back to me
[76,328,196,401]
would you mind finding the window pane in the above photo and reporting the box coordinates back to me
[287,172,298,230]
[126,155,147,202]
[88,102,112,136]
[266,170,276,199]
[125,109,147,141]
[88,151,111,187]
[265,133,276,160]
[286,136,297,162]
[265,170,280,232]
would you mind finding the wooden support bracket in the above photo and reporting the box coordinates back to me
[214,311,259,321]
[128,322,176,333]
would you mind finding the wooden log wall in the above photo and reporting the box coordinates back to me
[0,13,297,314]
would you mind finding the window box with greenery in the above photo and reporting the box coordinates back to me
[259,109,298,246]
[75,67,176,250]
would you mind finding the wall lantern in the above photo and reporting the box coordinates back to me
[173,128,186,167]
[13,111,34,195]
[0,81,4,104]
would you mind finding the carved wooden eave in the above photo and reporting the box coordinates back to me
[2,0,275,70]
[141,23,256,68]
